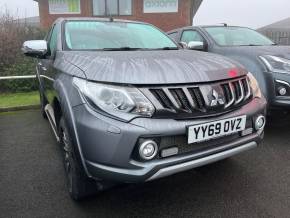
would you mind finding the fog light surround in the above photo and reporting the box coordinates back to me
[139,140,158,160]
[255,115,266,131]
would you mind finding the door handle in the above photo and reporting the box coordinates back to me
[41,66,47,71]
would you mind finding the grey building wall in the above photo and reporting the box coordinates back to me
[258,17,290,45]
[259,28,290,45]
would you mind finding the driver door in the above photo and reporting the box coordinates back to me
[38,24,59,105]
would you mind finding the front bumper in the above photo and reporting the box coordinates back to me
[72,97,266,183]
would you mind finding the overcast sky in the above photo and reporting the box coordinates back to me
[0,0,39,18]
[194,0,290,28]
[0,0,290,28]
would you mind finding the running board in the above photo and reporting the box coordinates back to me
[45,104,60,142]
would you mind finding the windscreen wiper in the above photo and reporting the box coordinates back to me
[240,44,263,46]
[102,47,143,51]
[158,47,179,50]
[102,47,179,51]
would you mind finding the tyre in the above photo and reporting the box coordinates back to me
[58,117,101,200]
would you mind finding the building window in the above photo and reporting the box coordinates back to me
[93,0,132,16]
[48,0,81,14]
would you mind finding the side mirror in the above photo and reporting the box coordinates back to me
[22,40,48,58]
[187,41,205,51]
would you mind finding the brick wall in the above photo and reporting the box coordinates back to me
[37,0,196,31]
[117,0,193,32]
[38,0,92,28]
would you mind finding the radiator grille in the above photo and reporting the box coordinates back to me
[145,76,252,118]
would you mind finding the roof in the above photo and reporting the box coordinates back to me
[258,17,290,31]
[54,17,146,24]
[167,25,250,33]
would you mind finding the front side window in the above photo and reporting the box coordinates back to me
[64,21,177,50]
[93,0,132,16]
[181,30,204,44]
[205,27,275,46]
[48,25,59,55]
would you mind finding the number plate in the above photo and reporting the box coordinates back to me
[188,115,247,144]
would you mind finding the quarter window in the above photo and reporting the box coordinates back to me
[168,32,178,41]
[93,0,132,16]
[181,30,204,44]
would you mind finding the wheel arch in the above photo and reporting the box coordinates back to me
[53,77,91,177]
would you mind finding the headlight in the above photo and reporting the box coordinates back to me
[260,55,290,73]
[73,77,155,119]
[247,72,262,98]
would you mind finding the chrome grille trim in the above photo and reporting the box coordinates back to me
[223,83,236,109]
[244,78,252,100]
[235,80,245,105]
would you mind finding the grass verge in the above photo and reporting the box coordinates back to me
[0,91,40,109]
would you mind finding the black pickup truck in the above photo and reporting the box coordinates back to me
[168,25,290,111]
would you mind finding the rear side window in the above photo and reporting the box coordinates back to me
[181,30,204,44]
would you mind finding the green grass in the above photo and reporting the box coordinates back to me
[0,91,40,108]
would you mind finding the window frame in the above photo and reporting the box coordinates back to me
[92,0,133,16]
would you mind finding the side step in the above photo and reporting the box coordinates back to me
[45,104,60,142]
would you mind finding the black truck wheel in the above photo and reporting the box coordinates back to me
[59,117,101,200]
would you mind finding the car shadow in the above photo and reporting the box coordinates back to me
[74,158,257,216]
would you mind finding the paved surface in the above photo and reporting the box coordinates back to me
[0,110,290,218]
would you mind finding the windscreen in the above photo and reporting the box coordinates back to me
[64,21,178,50]
[205,27,274,46]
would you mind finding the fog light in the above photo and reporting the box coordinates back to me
[255,115,266,131]
[139,140,158,160]
[278,87,287,96]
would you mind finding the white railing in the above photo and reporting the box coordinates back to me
[0,75,36,80]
